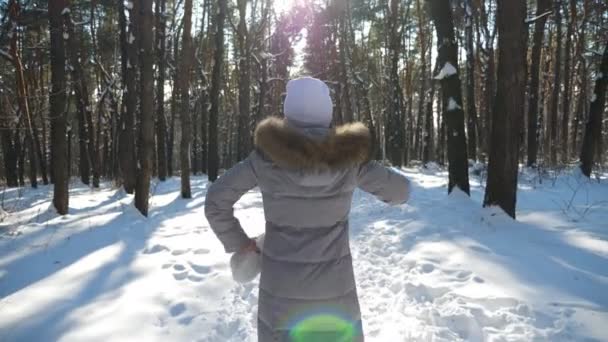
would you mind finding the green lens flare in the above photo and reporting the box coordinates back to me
[289,314,355,342]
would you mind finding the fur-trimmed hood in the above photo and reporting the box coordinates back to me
[254,117,371,171]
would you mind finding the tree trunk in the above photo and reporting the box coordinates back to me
[484,0,528,218]
[208,0,227,182]
[0,100,19,187]
[385,0,405,166]
[16,132,25,186]
[236,0,252,160]
[429,0,470,195]
[134,0,155,216]
[423,59,437,164]
[8,0,38,188]
[579,44,607,177]
[549,0,562,165]
[560,0,575,162]
[464,0,478,161]
[156,0,168,181]
[415,0,427,161]
[50,0,69,215]
[571,0,589,155]
[526,0,551,166]
[118,0,138,194]
[179,0,193,198]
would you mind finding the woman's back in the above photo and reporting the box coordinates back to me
[205,77,410,342]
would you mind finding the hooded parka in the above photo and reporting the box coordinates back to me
[205,117,411,341]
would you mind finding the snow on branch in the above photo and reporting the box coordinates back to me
[61,7,71,15]
[0,49,12,62]
[434,62,457,80]
[447,98,462,111]
[525,11,552,24]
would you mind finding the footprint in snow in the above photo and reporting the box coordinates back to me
[194,248,210,255]
[170,303,187,317]
[143,244,169,254]
[171,249,190,256]
[189,262,212,275]
[173,271,188,281]
[420,263,435,274]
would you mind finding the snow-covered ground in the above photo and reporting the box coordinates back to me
[0,167,607,342]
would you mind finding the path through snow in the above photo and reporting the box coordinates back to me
[0,168,607,341]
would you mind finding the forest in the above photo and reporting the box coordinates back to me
[0,0,606,218]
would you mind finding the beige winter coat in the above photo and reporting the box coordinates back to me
[205,117,411,341]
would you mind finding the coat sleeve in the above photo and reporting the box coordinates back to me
[205,155,258,253]
[356,161,411,205]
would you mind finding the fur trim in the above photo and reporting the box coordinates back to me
[254,117,371,170]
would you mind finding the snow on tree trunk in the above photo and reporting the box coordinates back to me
[484,0,528,218]
[429,0,470,195]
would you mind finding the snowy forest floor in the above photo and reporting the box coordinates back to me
[0,166,607,342]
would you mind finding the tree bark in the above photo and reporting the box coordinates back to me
[560,0,575,162]
[579,44,607,177]
[208,0,227,182]
[385,0,405,166]
[179,0,193,198]
[236,0,252,160]
[156,0,168,181]
[8,0,38,188]
[134,0,155,216]
[484,0,528,218]
[549,0,562,165]
[0,99,19,187]
[429,0,470,195]
[526,0,551,166]
[464,0,478,161]
[118,0,138,194]
[50,0,69,214]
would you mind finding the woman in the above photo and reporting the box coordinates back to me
[205,77,410,341]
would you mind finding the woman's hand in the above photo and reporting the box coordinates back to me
[240,239,260,254]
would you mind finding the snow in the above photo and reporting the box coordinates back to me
[447,97,462,111]
[126,1,134,10]
[0,168,607,341]
[591,94,597,103]
[63,32,69,40]
[128,33,136,44]
[525,11,553,24]
[434,62,457,80]
[61,8,70,15]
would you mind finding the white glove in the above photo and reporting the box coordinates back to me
[230,234,265,283]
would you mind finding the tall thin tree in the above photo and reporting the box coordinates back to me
[429,0,470,195]
[156,0,168,181]
[484,0,528,218]
[579,44,607,177]
[134,0,155,216]
[548,0,563,165]
[49,0,69,215]
[179,0,194,198]
[208,0,227,182]
[119,0,138,193]
[526,0,551,167]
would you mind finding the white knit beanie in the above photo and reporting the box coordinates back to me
[283,77,333,127]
